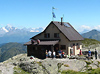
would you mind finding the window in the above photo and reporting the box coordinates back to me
[44,33,50,38]
[60,45,66,50]
[54,33,59,38]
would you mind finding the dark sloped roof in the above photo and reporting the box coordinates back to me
[24,40,59,46]
[53,21,84,41]
[31,21,84,41]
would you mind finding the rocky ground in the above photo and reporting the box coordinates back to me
[0,54,100,74]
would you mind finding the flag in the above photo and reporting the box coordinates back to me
[52,12,56,18]
[52,7,57,10]
[52,7,55,9]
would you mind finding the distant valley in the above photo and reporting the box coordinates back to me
[0,42,27,62]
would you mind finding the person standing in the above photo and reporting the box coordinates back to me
[46,50,48,58]
[80,49,82,55]
[95,49,97,59]
[88,49,91,59]
[48,50,52,58]
[53,50,56,58]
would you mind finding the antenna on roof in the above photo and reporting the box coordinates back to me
[63,14,64,22]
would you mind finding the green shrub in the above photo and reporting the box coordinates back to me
[57,63,63,69]
[61,70,87,74]
[13,66,30,74]
[85,61,91,65]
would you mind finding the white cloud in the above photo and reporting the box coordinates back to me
[77,25,92,33]
[30,27,45,32]
[77,25,100,33]
[81,25,91,30]
[7,24,12,29]
[94,25,100,30]
[30,29,39,32]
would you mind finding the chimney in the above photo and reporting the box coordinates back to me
[61,17,63,25]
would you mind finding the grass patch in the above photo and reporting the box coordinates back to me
[57,63,63,73]
[61,68,100,74]
[61,70,87,74]
[84,61,93,71]
[64,64,69,67]
[97,61,100,64]
[0,70,2,73]
[85,61,91,65]
[57,63,63,69]
[13,66,30,74]
[36,61,42,66]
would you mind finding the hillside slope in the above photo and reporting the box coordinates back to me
[82,38,100,48]
[0,32,38,44]
[0,42,27,62]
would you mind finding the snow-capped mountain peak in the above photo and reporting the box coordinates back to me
[5,24,16,32]
[2,27,9,32]
[0,24,44,36]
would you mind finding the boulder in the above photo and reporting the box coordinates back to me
[60,59,86,71]
[42,58,58,74]
[19,61,44,74]
[98,54,100,59]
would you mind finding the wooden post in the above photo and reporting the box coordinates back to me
[51,45,54,58]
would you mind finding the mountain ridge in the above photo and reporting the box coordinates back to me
[0,24,44,35]
[81,29,100,41]
[0,25,42,44]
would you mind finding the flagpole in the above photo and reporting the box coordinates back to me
[63,14,64,22]
[52,7,54,21]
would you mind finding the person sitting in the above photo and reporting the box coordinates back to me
[30,56,34,59]
[58,50,62,58]
[62,51,65,58]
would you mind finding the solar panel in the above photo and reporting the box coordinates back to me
[64,23,70,27]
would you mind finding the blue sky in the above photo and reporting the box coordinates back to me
[0,0,100,32]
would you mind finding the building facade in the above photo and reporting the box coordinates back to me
[24,20,84,59]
